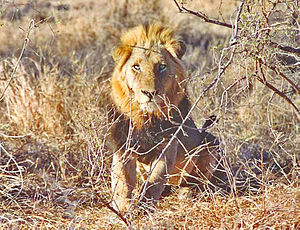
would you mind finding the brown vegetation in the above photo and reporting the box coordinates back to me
[0,0,299,229]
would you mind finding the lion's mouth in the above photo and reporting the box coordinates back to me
[139,101,159,113]
[134,92,165,114]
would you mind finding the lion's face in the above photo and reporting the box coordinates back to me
[111,24,187,126]
[122,47,180,113]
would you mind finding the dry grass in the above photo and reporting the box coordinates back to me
[0,0,299,229]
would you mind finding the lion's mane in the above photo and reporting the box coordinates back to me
[111,23,187,128]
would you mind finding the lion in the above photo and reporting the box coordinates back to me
[109,23,221,213]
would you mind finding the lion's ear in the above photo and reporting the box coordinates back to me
[112,46,131,63]
[171,40,186,59]
[112,46,123,63]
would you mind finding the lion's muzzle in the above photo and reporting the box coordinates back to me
[140,90,158,102]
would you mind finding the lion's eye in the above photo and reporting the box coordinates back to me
[159,64,167,73]
[132,64,141,72]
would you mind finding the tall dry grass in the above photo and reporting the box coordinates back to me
[0,0,299,228]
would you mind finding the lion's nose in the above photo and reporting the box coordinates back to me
[141,90,158,101]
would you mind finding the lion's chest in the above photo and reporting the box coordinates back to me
[132,120,176,163]
[112,116,177,164]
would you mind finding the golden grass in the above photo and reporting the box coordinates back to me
[0,0,299,229]
[0,60,70,136]
[0,184,298,228]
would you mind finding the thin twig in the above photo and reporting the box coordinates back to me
[219,0,245,111]
[99,197,133,229]
[0,19,35,102]
[0,143,24,198]
[0,133,28,138]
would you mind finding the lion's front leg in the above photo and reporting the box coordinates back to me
[141,139,178,206]
[188,133,221,185]
[111,151,136,213]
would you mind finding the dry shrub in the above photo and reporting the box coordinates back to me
[227,0,299,150]
[0,53,111,137]
[0,58,71,137]
[185,0,299,146]
[0,50,112,226]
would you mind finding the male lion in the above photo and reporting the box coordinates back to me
[110,24,220,213]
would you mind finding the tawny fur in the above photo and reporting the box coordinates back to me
[111,23,186,128]
[110,23,220,213]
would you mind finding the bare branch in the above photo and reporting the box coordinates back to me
[172,0,182,12]
[259,58,300,94]
[255,75,299,113]
[172,0,235,29]
[0,19,35,102]
[269,41,300,55]
[181,5,234,29]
